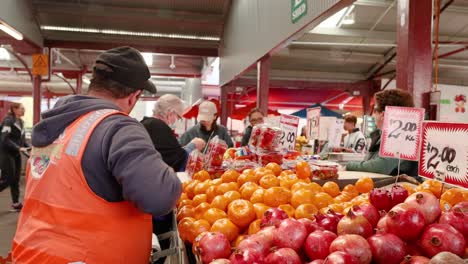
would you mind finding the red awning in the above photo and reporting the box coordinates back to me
[230,102,280,120]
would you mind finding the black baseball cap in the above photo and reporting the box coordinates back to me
[94,46,157,93]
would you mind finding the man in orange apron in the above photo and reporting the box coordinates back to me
[12,47,182,263]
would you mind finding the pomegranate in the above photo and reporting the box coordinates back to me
[351,204,379,227]
[452,201,468,212]
[273,219,307,252]
[324,251,359,264]
[376,214,390,234]
[210,259,231,264]
[367,233,406,264]
[428,251,465,264]
[194,232,231,263]
[315,212,341,234]
[329,234,372,264]
[386,203,425,241]
[264,248,301,264]
[369,188,392,211]
[298,218,324,234]
[438,208,468,240]
[405,192,441,224]
[337,210,373,238]
[237,233,272,257]
[406,243,425,257]
[304,230,337,260]
[390,184,409,207]
[256,226,275,242]
[400,256,430,264]
[260,208,288,228]
[418,223,466,257]
[307,260,324,264]
[229,248,264,264]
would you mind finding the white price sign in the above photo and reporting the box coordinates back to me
[307,107,320,140]
[279,114,299,151]
[380,106,425,161]
[419,122,468,189]
[329,119,344,148]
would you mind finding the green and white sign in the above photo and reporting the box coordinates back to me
[291,0,307,24]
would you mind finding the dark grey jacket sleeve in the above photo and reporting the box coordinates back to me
[179,128,194,146]
[106,118,182,217]
[221,126,234,148]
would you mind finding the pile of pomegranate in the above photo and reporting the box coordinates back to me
[193,184,467,264]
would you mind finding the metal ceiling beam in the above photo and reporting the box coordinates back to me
[44,39,218,57]
[277,48,384,64]
[355,0,468,14]
[0,0,43,48]
[233,77,373,91]
[33,1,224,25]
[307,28,396,41]
[245,69,366,81]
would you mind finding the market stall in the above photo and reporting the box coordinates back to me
[172,116,468,264]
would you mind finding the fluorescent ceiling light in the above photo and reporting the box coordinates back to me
[0,47,10,60]
[0,23,23,40]
[41,26,220,41]
[341,11,355,25]
[142,53,153,66]
[315,7,347,29]
[338,5,356,26]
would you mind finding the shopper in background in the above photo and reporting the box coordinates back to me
[241,108,264,146]
[0,103,29,212]
[142,94,205,172]
[338,115,366,153]
[346,89,417,176]
[179,100,234,149]
[12,46,181,263]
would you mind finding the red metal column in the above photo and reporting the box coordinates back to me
[220,85,229,126]
[33,76,42,124]
[396,0,433,108]
[362,80,381,115]
[257,56,271,114]
[76,73,83,95]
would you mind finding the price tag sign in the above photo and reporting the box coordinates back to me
[380,106,425,161]
[419,122,468,188]
[307,107,320,140]
[279,114,299,151]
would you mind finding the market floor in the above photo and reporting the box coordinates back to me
[0,185,21,258]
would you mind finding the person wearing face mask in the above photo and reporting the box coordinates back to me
[141,94,206,172]
[346,89,418,176]
[0,102,30,212]
[12,47,181,263]
[179,100,234,150]
[241,108,265,146]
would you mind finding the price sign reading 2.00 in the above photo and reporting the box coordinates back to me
[419,122,468,188]
[279,114,300,151]
[380,106,425,161]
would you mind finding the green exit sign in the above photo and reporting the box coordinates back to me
[291,0,307,23]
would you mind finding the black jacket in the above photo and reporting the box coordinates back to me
[241,126,253,147]
[1,115,29,155]
[141,117,190,172]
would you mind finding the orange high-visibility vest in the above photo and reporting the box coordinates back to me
[12,109,152,264]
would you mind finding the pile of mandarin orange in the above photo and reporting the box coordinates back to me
[176,162,468,246]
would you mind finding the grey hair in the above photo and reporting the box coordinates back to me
[153,94,185,116]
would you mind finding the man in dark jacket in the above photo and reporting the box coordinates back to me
[12,47,181,263]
